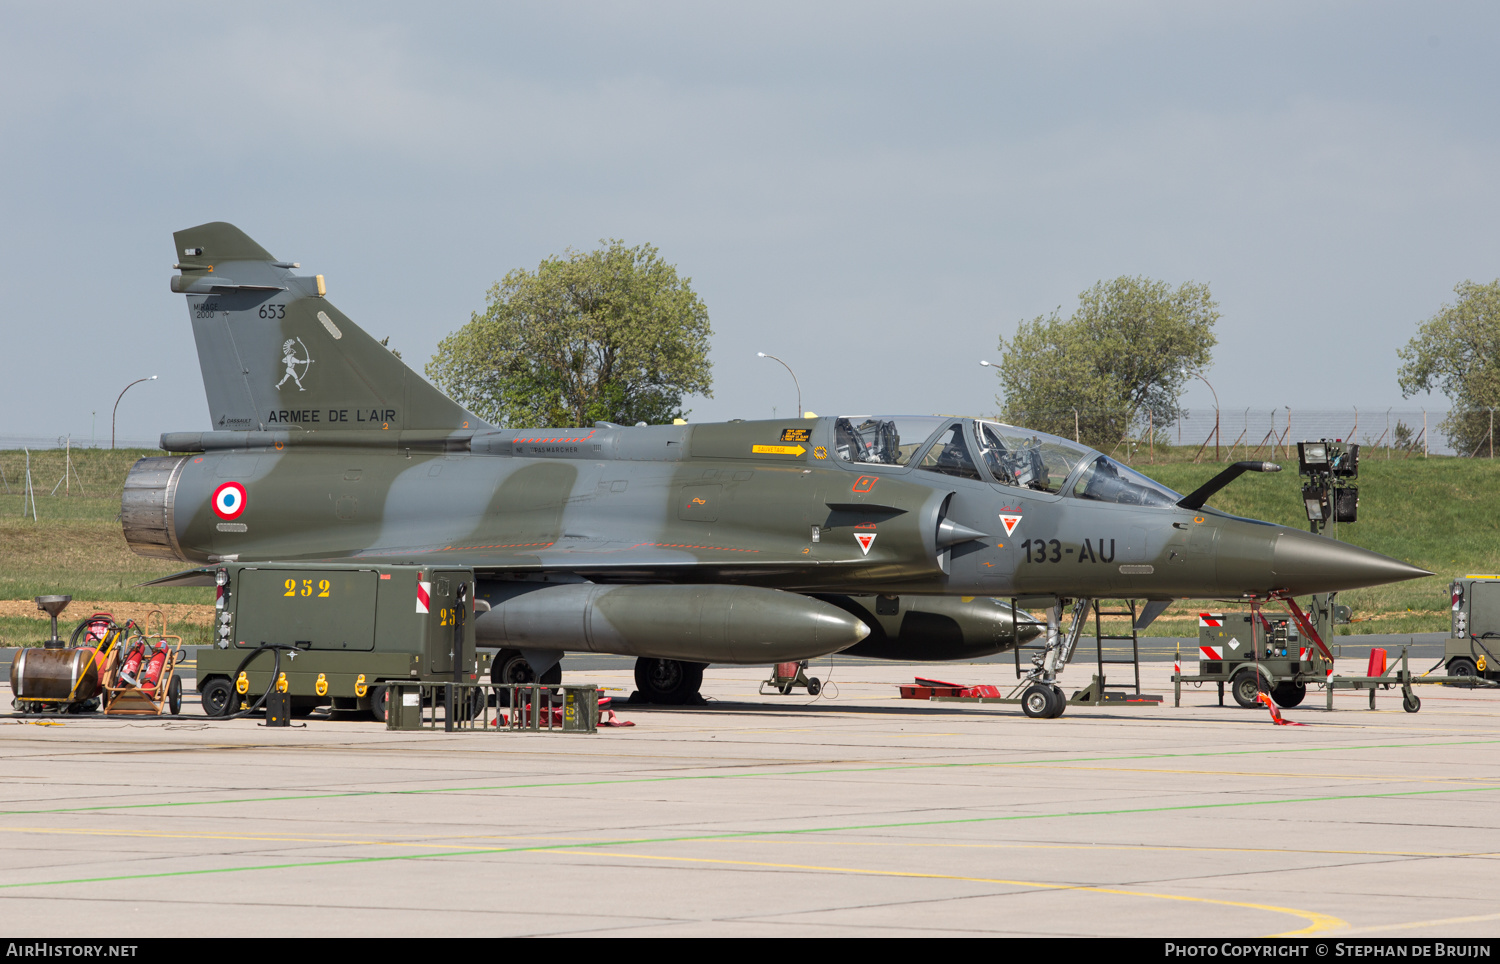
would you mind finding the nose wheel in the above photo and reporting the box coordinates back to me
[1021,683,1067,719]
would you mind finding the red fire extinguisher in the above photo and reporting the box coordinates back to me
[140,646,169,692]
[117,641,148,686]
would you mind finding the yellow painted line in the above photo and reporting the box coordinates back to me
[548,849,1347,936]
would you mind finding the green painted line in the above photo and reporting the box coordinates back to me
[6,736,1499,817]
[3,782,1498,891]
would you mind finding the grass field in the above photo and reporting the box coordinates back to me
[0,444,1491,646]
[0,448,212,647]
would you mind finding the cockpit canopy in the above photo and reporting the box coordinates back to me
[833,415,1182,508]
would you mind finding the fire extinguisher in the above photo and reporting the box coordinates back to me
[118,640,148,686]
[140,646,169,692]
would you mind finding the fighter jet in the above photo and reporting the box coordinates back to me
[123,223,1429,711]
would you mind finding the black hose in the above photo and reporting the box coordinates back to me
[216,644,297,720]
[1468,633,1500,672]
[68,615,116,649]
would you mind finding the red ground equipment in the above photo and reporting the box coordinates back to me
[9,613,126,715]
[117,641,148,687]
[101,612,184,716]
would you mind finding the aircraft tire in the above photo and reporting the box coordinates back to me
[493,650,533,706]
[1271,681,1306,708]
[1021,684,1053,718]
[634,658,704,705]
[1229,668,1265,709]
[200,678,234,718]
[1047,684,1067,718]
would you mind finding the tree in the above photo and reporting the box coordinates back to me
[427,240,713,428]
[991,277,1218,447]
[1397,280,1500,456]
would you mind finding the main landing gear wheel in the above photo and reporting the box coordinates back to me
[1271,680,1306,708]
[633,658,704,705]
[1048,684,1067,718]
[200,678,233,718]
[1229,668,1266,709]
[1022,684,1058,719]
[492,650,562,706]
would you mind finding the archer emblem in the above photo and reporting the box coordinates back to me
[275,337,313,391]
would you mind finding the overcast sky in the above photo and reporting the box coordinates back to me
[2,1,1492,444]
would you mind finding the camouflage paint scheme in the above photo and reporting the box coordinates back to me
[123,223,1428,693]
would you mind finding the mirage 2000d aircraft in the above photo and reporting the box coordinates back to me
[122,223,1430,715]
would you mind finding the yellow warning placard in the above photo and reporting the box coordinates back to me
[752,444,806,456]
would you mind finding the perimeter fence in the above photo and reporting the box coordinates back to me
[0,435,159,451]
[997,407,1490,462]
[4,408,1497,469]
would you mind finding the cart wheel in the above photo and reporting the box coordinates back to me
[368,684,389,723]
[1229,668,1265,709]
[807,678,822,696]
[168,676,182,716]
[200,678,233,718]
[1403,693,1421,713]
[448,688,485,722]
[1448,658,1477,686]
[1271,681,1306,708]
[1022,684,1054,718]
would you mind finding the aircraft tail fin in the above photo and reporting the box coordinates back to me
[170,222,486,434]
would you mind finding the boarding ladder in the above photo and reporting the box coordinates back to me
[1011,598,1145,694]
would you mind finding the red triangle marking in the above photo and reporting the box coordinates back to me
[998,514,1022,536]
[855,532,877,555]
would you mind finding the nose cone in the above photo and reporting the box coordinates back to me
[1272,529,1432,595]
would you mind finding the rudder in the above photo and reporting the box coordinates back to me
[171,222,485,434]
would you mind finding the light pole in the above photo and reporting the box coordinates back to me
[112,376,157,449]
[1189,370,1219,461]
[757,353,802,418]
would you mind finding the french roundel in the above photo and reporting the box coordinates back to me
[213,481,247,520]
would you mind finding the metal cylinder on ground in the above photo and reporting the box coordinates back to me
[140,648,169,692]
[117,641,148,686]
[9,648,101,702]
